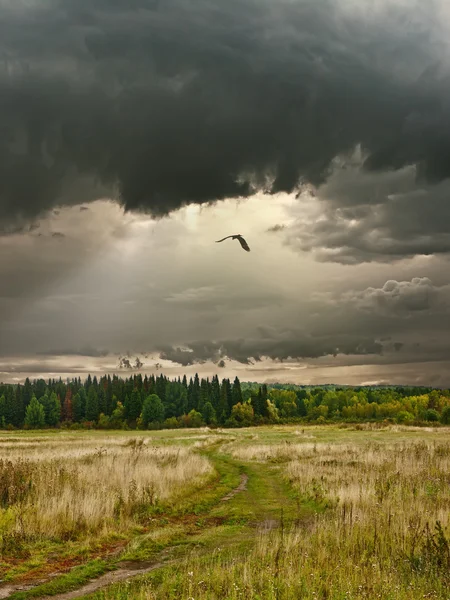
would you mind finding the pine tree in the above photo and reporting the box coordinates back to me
[13,386,24,427]
[105,378,113,415]
[250,393,261,417]
[85,386,99,422]
[232,376,243,406]
[210,375,221,413]
[188,373,200,411]
[155,375,167,402]
[72,392,85,422]
[25,395,46,429]
[39,393,51,424]
[258,386,269,417]
[198,378,209,413]
[62,388,73,422]
[0,395,6,428]
[47,392,61,426]
[125,388,142,422]
[4,388,15,426]
[23,378,33,411]
[98,387,106,416]
[218,379,232,423]
[202,402,217,425]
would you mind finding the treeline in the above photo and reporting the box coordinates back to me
[1,374,450,430]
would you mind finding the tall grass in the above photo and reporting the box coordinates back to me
[119,434,450,599]
[0,434,212,555]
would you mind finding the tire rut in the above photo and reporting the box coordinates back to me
[1,472,249,600]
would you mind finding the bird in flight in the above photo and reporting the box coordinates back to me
[215,234,250,252]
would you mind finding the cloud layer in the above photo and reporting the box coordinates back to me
[2,0,450,226]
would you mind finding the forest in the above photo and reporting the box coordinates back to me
[1,373,450,429]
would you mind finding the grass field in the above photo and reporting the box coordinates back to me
[0,424,449,599]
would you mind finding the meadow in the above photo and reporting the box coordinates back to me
[0,425,449,599]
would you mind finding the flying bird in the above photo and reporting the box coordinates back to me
[215,234,250,252]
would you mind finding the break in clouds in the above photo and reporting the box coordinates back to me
[2,0,450,383]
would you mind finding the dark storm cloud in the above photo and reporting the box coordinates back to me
[160,329,383,366]
[1,0,449,225]
[290,162,450,263]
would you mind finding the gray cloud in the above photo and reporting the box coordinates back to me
[349,277,447,316]
[267,224,286,233]
[39,346,110,357]
[288,156,450,263]
[160,329,383,366]
[1,0,450,226]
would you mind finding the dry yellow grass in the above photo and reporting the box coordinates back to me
[0,433,213,547]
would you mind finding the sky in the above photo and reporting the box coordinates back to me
[2,0,450,386]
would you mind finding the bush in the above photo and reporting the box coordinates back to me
[441,405,450,425]
[424,409,440,422]
[396,411,414,423]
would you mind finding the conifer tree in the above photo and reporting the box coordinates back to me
[4,388,15,426]
[232,376,243,406]
[62,388,73,421]
[0,395,6,427]
[14,386,24,427]
[25,395,46,429]
[202,401,217,425]
[198,378,209,413]
[47,392,61,426]
[85,386,99,422]
[125,388,142,421]
[218,379,232,423]
[72,392,84,422]
[23,378,33,410]
[210,375,221,412]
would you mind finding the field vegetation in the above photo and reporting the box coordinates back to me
[0,425,449,599]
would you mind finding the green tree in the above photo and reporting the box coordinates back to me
[72,391,85,422]
[441,405,450,425]
[141,394,165,427]
[4,388,15,426]
[295,391,308,417]
[165,382,188,417]
[125,388,142,422]
[13,386,24,427]
[110,401,126,428]
[228,402,254,427]
[218,379,232,423]
[424,408,440,422]
[47,392,61,426]
[231,376,243,406]
[85,386,99,422]
[25,395,46,429]
[210,375,221,412]
[181,409,204,428]
[198,378,209,413]
[202,401,217,425]
[0,395,6,428]
[188,374,201,412]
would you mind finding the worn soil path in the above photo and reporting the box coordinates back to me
[3,448,304,600]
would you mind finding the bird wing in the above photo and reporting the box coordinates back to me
[215,235,234,243]
[237,236,250,252]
